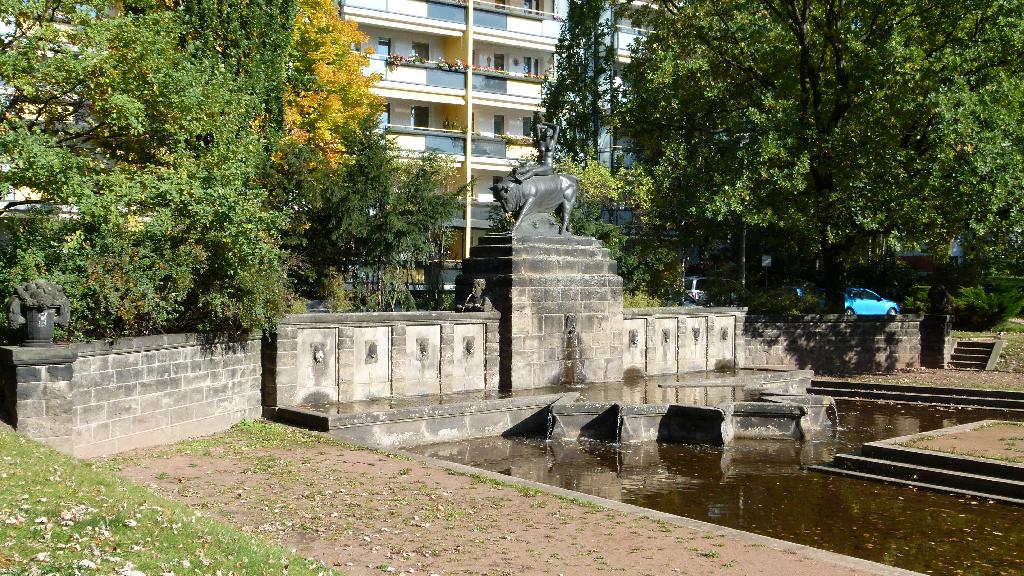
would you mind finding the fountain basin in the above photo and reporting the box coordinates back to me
[619,404,731,444]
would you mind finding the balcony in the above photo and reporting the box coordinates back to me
[387,125,467,157]
[384,124,538,166]
[368,56,467,103]
[471,69,544,109]
[341,0,466,34]
[472,1,562,47]
[615,24,646,60]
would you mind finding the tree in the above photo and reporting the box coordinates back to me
[0,1,287,340]
[282,0,382,164]
[274,117,463,310]
[622,0,1024,310]
[542,0,619,164]
[175,0,296,137]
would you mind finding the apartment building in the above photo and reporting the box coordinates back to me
[339,0,568,259]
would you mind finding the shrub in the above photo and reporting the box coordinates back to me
[624,291,664,308]
[952,286,1024,331]
[745,289,822,315]
[901,285,932,315]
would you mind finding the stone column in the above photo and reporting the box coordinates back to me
[920,314,953,369]
[0,346,78,453]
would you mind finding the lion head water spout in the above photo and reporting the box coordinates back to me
[562,314,585,387]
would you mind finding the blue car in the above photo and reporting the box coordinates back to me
[845,288,900,316]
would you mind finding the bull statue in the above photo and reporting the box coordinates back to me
[489,120,577,235]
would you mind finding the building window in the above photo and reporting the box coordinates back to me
[493,115,504,136]
[523,56,540,75]
[411,42,430,60]
[411,106,430,129]
[379,103,390,130]
[522,116,533,137]
[524,0,537,11]
[377,37,391,56]
[493,53,505,71]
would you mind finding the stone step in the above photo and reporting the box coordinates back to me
[809,380,1024,400]
[809,464,1024,506]
[806,386,1024,410]
[951,351,991,361]
[828,454,1024,500]
[955,341,996,351]
[949,360,988,370]
[861,443,1024,481]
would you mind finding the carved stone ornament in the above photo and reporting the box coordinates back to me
[489,119,578,236]
[457,278,494,312]
[7,279,71,348]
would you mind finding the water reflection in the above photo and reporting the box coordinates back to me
[415,400,1024,576]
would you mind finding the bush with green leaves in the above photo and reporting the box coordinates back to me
[0,4,287,342]
[273,118,462,311]
[745,289,822,315]
[901,285,932,315]
[952,287,1024,331]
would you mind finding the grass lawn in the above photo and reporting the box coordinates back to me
[0,422,336,575]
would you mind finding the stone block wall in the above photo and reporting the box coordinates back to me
[623,307,747,376]
[455,234,624,390]
[1,334,261,457]
[742,315,942,374]
[266,311,500,407]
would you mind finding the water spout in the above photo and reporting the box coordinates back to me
[562,314,585,387]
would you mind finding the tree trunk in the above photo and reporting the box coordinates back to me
[821,244,847,313]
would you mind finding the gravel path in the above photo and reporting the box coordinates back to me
[107,422,907,576]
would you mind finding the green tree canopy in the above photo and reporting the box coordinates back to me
[542,0,619,164]
[273,117,463,311]
[623,0,1024,309]
[0,1,286,340]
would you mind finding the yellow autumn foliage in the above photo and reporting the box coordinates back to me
[283,0,382,164]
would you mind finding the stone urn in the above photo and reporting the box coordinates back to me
[7,280,72,348]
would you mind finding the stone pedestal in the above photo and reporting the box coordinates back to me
[456,233,624,390]
[0,346,78,453]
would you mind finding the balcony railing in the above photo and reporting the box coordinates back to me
[471,70,543,98]
[470,138,505,158]
[472,1,562,39]
[615,24,648,53]
[386,125,540,162]
[369,57,466,91]
[341,0,466,24]
[387,125,467,156]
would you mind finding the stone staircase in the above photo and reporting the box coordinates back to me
[807,380,1024,410]
[812,438,1024,505]
[950,340,999,370]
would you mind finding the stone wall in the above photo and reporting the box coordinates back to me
[455,234,624,390]
[622,307,746,377]
[742,315,950,374]
[265,312,500,408]
[0,334,262,457]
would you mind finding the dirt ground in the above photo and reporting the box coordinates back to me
[106,423,891,576]
[817,368,1024,391]
[906,422,1024,463]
